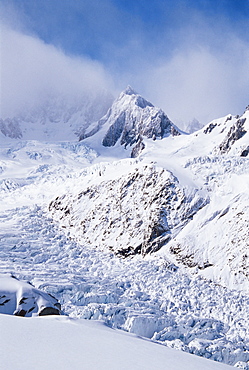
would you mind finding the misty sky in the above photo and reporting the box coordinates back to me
[1,0,249,126]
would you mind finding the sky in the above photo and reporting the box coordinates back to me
[1,0,249,126]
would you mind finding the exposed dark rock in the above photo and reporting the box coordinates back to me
[217,118,247,154]
[102,112,126,147]
[0,298,10,306]
[131,137,145,158]
[39,306,60,316]
[14,309,27,317]
[49,165,208,257]
[203,123,217,134]
[241,147,249,157]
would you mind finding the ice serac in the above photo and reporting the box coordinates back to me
[100,86,181,157]
[48,163,207,256]
[0,275,61,317]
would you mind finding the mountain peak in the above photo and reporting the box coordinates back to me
[100,88,181,156]
[123,85,137,95]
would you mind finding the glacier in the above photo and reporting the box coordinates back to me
[0,87,248,369]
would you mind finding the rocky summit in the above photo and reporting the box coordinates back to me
[80,86,181,157]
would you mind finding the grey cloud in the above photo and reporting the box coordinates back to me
[0,24,115,118]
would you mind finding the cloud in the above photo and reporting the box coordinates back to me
[139,41,249,125]
[120,9,249,126]
[0,23,115,118]
[1,0,249,127]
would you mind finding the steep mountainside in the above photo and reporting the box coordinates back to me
[47,100,249,292]
[81,86,181,157]
[138,107,249,291]
[180,106,249,157]
[49,163,207,256]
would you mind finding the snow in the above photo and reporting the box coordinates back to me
[0,314,233,370]
[0,275,60,316]
[0,91,113,141]
[82,86,180,157]
[0,88,248,368]
[0,138,248,366]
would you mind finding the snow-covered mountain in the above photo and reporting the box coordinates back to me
[0,87,248,369]
[80,86,181,157]
[0,90,113,141]
[183,118,204,134]
[49,163,208,256]
[47,97,249,292]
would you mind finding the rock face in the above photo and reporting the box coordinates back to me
[187,106,248,158]
[48,164,207,256]
[216,118,247,154]
[0,275,61,317]
[89,86,181,156]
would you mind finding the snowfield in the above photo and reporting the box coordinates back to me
[0,314,233,370]
[0,89,248,369]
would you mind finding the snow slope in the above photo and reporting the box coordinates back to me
[0,314,233,370]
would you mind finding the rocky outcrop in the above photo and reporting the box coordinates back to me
[48,164,208,256]
[0,275,61,317]
[216,118,247,154]
[241,146,249,157]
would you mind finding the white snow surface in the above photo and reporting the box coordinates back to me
[0,314,233,370]
[0,97,249,368]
